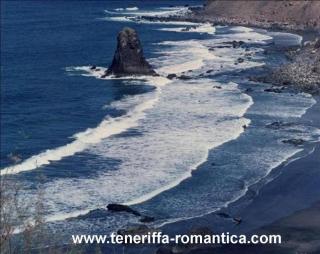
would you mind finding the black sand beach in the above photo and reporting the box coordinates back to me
[157,97,320,254]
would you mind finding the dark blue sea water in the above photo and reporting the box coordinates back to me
[1,0,319,246]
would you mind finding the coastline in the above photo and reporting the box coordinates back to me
[157,96,320,253]
[2,2,320,253]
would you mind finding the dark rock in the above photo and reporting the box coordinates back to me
[178,75,192,80]
[214,44,232,49]
[182,26,196,32]
[282,139,305,146]
[233,217,242,225]
[245,88,254,92]
[237,57,245,63]
[106,27,157,76]
[90,65,96,70]
[107,203,141,216]
[264,87,283,93]
[314,38,320,49]
[242,125,247,129]
[213,85,222,89]
[206,69,213,73]
[312,66,320,74]
[75,208,109,220]
[266,121,294,129]
[100,73,108,78]
[167,73,177,79]
[232,40,245,48]
[139,216,155,223]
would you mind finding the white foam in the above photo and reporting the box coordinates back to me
[4,25,293,228]
[115,7,139,11]
[103,5,193,25]
[22,79,252,222]
[1,29,270,177]
[158,23,216,35]
[103,16,199,26]
[217,26,273,43]
[113,6,189,17]
[229,26,254,33]
[0,75,171,176]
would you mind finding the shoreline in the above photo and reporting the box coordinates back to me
[157,95,320,253]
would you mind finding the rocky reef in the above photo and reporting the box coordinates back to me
[104,27,157,77]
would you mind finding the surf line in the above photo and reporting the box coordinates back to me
[0,76,171,176]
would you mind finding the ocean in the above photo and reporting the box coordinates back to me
[1,0,319,245]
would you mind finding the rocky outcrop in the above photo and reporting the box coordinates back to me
[107,203,155,223]
[282,139,305,146]
[262,38,320,94]
[107,203,141,216]
[201,0,320,31]
[104,27,157,77]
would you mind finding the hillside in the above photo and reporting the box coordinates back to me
[200,0,320,30]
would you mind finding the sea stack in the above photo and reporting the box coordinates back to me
[105,27,157,76]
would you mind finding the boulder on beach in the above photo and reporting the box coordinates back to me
[232,40,245,48]
[107,203,141,216]
[282,138,305,146]
[264,87,283,93]
[178,75,192,80]
[167,73,177,79]
[105,27,157,76]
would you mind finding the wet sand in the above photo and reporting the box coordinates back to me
[158,97,320,253]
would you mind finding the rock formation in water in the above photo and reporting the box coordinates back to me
[104,27,157,77]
